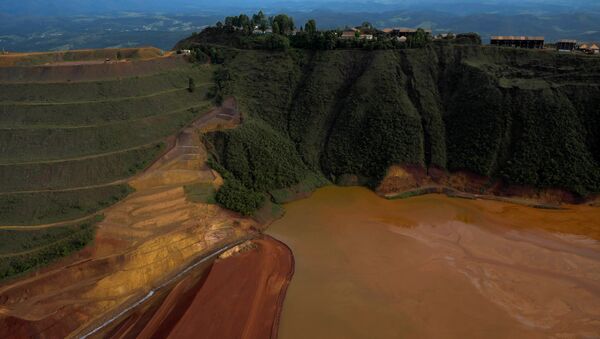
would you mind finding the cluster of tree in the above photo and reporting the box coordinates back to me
[434,32,482,45]
[290,28,431,50]
[204,43,600,206]
[207,158,264,216]
[200,13,435,51]
[218,11,296,35]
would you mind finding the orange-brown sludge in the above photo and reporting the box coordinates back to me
[267,186,600,338]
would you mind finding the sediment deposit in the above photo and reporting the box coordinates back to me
[268,186,600,338]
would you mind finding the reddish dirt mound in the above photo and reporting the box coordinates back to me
[106,236,294,339]
[0,55,188,83]
[166,236,294,339]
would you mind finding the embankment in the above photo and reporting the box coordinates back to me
[0,68,257,338]
[102,235,294,339]
[0,54,217,281]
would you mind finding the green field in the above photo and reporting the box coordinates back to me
[0,60,215,280]
[0,185,132,226]
[0,217,100,280]
[203,44,600,214]
[184,182,217,204]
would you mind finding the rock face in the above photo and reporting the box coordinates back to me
[207,45,600,203]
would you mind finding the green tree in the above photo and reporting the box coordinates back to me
[224,16,235,28]
[273,14,295,34]
[456,33,482,45]
[264,34,290,50]
[252,10,268,31]
[305,19,317,35]
[238,14,251,32]
[408,28,429,48]
[273,21,281,34]
[116,50,122,60]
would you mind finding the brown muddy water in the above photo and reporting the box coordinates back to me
[267,186,600,339]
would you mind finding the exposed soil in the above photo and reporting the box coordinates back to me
[377,164,587,206]
[0,98,254,338]
[103,236,294,339]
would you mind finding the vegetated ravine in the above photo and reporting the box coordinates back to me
[193,43,600,214]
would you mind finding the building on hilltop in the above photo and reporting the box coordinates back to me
[490,36,544,49]
[253,27,273,34]
[556,39,577,52]
[340,30,357,39]
[339,29,373,40]
[578,42,600,54]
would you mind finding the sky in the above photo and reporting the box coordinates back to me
[1,0,598,51]
[1,0,598,16]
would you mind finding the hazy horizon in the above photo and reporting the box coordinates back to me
[2,0,599,16]
[1,0,599,52]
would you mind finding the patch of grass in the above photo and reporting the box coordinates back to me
[0,142,165,193]
[0,105,207,163]
[184,183,217,204]
[0,184,133,226]
[0,216,101,281]
[0,67,212,103]
[0,87,211,128]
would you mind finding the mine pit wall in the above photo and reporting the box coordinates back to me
[208,44,600,205]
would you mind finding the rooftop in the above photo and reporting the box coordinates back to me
[491,36,544,41]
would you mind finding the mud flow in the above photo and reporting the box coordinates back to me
[268,186,600,339]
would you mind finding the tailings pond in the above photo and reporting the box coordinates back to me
[267,186,600,338]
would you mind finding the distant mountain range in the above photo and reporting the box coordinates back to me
[1,1,599,51]
[2,0,600,15]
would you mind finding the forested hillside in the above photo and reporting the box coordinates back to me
[202,45,600,213]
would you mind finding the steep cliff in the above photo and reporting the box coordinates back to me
[204,45,600,212]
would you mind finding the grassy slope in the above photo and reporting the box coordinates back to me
[0,61,214,280]
[206,44,600,214]
[0,217,99,280]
